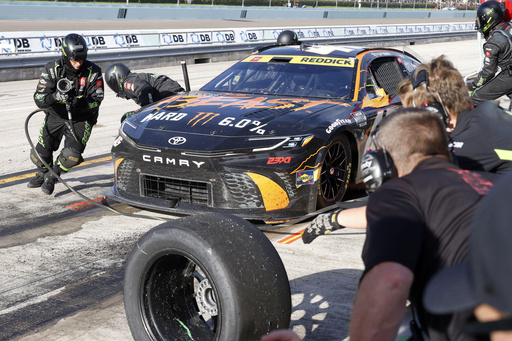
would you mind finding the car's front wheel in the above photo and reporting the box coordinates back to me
[316,134,352,208]
[123,213,291,341]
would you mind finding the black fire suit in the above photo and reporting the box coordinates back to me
[32,57,104,172]
[119,72,183,107]
[469,22,512,109]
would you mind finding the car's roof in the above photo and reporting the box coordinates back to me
[255,44,400,58]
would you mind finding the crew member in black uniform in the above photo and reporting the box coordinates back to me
[272,109,499,341]
[300,55,512,245]
[30,33,104,195]
[398,55,512,175]
[104,63,183,121]
[349,108,498,341]
[469,0,512,109]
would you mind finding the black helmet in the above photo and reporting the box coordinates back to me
[61,33,88,61]
[277,30,300,46]
[105,63,131,94]
[477,1,504,35]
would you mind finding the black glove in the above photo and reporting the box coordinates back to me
[302,210,345,244]
[467,81,477,92]
[52,91,67,103]
[71,95,84,107]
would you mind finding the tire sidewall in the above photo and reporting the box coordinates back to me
[124,213,291,341]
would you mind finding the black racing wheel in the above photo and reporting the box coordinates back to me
[316,134,352,208]
[124,213,291,341]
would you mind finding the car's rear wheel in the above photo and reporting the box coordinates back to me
[316,134,352,208]
[124,213,291,341]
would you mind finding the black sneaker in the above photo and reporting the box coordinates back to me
[41,173,59,195]
[27,171,47,188]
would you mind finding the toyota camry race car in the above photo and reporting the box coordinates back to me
[106,43,420,223]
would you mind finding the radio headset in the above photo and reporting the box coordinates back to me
[361,128,398,193]
[362,69,456,192]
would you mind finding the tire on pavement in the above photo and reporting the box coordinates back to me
[123,212,292,341]
[316,133,352,208]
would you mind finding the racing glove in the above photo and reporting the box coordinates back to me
[467,81,477,92]
[52,91,67,103]
[302,209,345,244]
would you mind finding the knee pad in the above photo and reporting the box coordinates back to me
[30,147,52,169]
[57,148,84,171]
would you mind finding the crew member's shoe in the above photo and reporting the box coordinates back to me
[27,171,47,188]
[41,172,59,195]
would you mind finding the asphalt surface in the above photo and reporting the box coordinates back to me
[0,23,485,341]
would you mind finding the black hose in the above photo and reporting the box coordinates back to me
[25,108,166,221]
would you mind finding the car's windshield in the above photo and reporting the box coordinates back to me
[200,57,354,99]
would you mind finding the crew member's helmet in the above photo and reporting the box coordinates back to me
[277,30,300,45]
[476,1,504,35]
[61,33,88,61]
[105,63,131,94]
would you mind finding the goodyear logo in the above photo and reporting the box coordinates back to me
[242,55,355,67]
[296,170,314,185]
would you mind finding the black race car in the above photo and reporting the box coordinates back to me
[106,43,420,223]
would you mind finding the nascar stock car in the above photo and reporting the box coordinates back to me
[106,42,421,223]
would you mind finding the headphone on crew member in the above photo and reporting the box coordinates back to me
[361,125,398,193]
[362,69,449,193]
[410,68,450,127]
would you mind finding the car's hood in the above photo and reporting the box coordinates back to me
[123,91,353,149]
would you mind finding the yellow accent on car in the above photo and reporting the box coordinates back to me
[114,157,124,183]
[246,172,289,211]
[241,55,355,67]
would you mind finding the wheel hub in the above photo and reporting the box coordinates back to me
[196,278,218,316]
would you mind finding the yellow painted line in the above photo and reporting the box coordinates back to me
[277,228,305,244]
[0,156,112,185]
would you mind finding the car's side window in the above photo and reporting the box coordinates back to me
[368,57,404,96]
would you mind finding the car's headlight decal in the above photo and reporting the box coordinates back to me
[245,172,289,212]
[249,135,314,152]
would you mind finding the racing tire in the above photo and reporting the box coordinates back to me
[316,134,352,208]
[124,212,291,341]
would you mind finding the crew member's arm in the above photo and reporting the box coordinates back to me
[33,62,59,108]
[302,206,367,244]
[131,76,157,107]
[349,262,413,341]
[469,41,501,91]
[337,206,367,229]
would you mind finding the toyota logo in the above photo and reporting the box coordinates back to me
[168,136,187,145]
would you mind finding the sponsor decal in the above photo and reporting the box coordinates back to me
[168,136,187,145]
[241,55,354,67]
[80,77,86,86]
[126,82,133,90]
[296,170,314,185]
[140,111,188,123]
[485,50,491,57]
[142,155,205,168]
[326,118,351,134]
[188,112,220,127]
[448,168,493,195]
[162,95,349,113]
[361,158,372,172]
[97,79,103,87]
[267,157,292,164]
[449,141,464,149]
